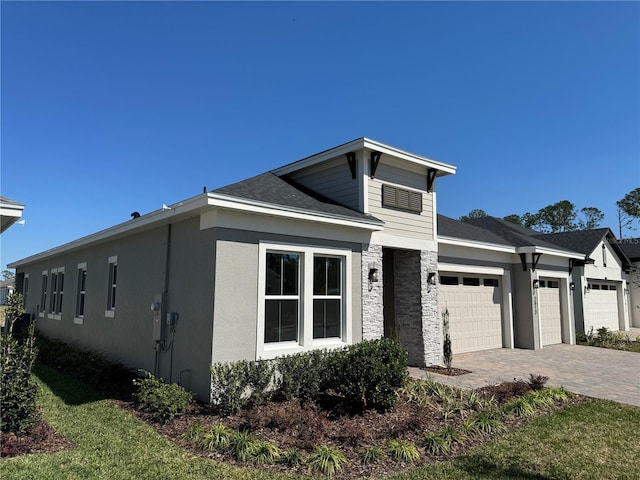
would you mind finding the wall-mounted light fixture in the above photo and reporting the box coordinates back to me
[624,287,630,295]
[584,284,591,295]
[570,282,575,292]
[532,279,539,289]
[427,272,437,286]
[368,267,379,283]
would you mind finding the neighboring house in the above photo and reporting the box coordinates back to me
[619,238,640,328]
[0,196,25,233]
[8,137,634,402]
[0,279,15,305]
[532,229,633,334]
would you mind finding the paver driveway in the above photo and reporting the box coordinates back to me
[410,344,640,407]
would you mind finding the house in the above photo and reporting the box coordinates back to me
[0,196,25,233]
[0,279,15,305]
[619,238,640,328]
[9,137,634,402]
[9,138,457,401]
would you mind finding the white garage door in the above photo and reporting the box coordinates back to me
[439,274,503,353]
[539,278,562,346]
[585,282,619,332]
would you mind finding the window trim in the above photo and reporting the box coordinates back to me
[105,256,117,318]
[75,262,87,324]
[39,270,48,318]
[48,267,65,320]
[257,242,352,360]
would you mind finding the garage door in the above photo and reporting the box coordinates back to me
[439,274,503,353]
[539,278,562,346]
[584,282,619,332]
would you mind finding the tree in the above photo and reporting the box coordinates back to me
[503,214,522,225]
[537,200,578,233]
[1,270,15,281]
[616,188,640,238]
[522,212,546,231]
[577,207,605,230]
[459,209,487,222]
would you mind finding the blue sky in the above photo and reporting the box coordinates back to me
[2,1,639,271]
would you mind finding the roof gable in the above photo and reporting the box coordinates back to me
[620,238,640,261]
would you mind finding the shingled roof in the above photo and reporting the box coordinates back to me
[619,238,640,261]
[533,229,611,256]
[212,172,381,223]
[437,215,512,247]
[462,217,576,253]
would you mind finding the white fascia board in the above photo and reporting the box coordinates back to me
[0,206,24,218]
[272,138,457,177]
[9,194,210,268]
[206,193,384,231]
[516,245,581,259]
[437,236,515,253]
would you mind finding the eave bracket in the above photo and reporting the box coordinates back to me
[346,152,357,179]
[369,151,382,179]
[427,168,437,193]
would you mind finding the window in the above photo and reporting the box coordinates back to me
[48,267,64,319]
[258,243,351,359]
[609,285,617,291]
[483,278,499,287]
[264,252,300,343]
[40,271,48,316]
[106,256,117,317]
[440,276,459,285]
[75,263,87,323]
[590,283,600,290]
[600,285,609,291]
[547,280,559,289]
[462,277,480,286]
[381,184,422,213]
[313,256,342,339]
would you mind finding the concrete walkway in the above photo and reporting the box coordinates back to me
[409,343,640,407]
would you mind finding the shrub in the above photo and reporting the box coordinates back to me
[0,323,38,434]
[280,447,305,467]
[274,349,330,402]
[386,439,420,463]
[210,359,275,415]
[308,445,348,476]
[201,423,233,451]
[229,430,256,462]
[421,431,451,455]
[133,372,193,422]
[329,338,408,411]
[4,293,24,333]
[504,396,536,418]
[469,408,507,436]
[253,439,281,464]
[361,445,385,464]
[442,308,453,369]
[181,424,205,442]
[527,373,549,391]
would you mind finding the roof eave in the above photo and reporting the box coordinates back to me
[437,235,515,253]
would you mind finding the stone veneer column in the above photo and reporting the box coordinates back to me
[393,249,441,366]
[361,244,384,340]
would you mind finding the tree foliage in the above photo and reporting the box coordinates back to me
[616,187,640,238]
[459,209,487,222]
[504,201,604,233]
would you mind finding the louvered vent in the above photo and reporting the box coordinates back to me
[382,184,422,213]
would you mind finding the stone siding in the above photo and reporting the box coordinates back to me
[361,244,384,340]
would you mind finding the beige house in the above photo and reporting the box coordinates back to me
[9,138,634,401]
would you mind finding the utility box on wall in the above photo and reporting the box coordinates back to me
[151,293,164,341]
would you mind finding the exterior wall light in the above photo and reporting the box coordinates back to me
[368,268,379,283]
[428,272,437,285]
[532,279,539,289]
[570,282,575,292]
[584,285,590,295]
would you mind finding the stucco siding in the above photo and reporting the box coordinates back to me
[287,157,360,210]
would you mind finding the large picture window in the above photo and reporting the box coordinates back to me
[257,243,352,359]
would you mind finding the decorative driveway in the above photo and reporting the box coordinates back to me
[409,343,640,407]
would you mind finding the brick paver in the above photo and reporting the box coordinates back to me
[410,343,640,407]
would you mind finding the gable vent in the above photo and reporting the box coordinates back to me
[382,184,422,213]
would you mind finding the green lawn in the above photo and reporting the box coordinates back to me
[2,364,639,480]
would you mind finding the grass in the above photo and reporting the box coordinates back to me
[2,365,640,479]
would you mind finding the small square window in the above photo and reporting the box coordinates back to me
[462,277,480,286]
[483,278,499,287]
[439,276,458,285]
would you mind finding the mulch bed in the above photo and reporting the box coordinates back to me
[1,417,73,458]
[423,365,471,376]
[2,376,588,479]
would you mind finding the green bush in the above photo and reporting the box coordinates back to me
[308,445,348,476]
[274,348,330,401]
[133,372,193,423]
[210,359,275,415]
[328,338,408,410]
[0,323,39,434]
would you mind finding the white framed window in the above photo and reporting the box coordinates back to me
[75,262,87,324]
[105,256,117,318]
[257,242,352,359]
[39,270,48,317]
[48,267,65,320]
